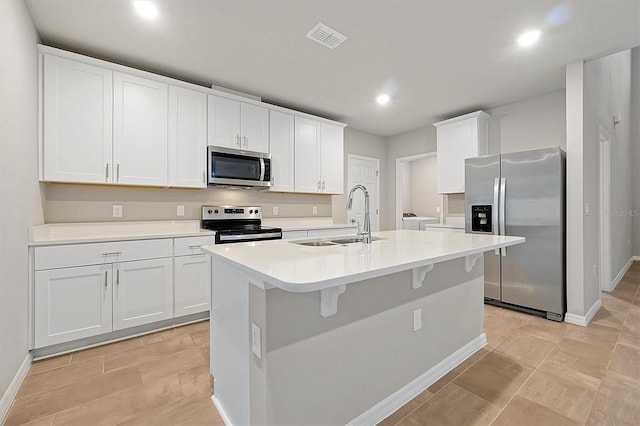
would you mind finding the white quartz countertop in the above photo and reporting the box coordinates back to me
[29,220,215,246]
[202,230,524,292]
[261,217,356,231]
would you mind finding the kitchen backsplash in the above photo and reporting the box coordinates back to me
[44,183,333,223]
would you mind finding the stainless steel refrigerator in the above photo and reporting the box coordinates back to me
[465,146,565,321]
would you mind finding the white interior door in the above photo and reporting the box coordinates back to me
[347,155,380,232]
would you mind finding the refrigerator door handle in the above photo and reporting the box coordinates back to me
[500,177,507,256]
[493,177,500,255]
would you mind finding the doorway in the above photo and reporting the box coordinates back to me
[395,153,440,230]
[347,155,380,232]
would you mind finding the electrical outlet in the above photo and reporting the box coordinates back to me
[628,239,631,248]
[585,202,590,216]
[312,206,318,215]
[112,205,123,218]
[273,206,279,216]
[251,323,262,359]
[593,264,598,278]
[436,206,441,213]
[413,309,422,332]
[176,205,185,217]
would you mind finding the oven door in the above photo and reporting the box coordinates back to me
[208,146,271,187]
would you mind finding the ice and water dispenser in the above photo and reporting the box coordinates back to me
[471,205,492,233]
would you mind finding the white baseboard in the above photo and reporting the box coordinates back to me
[0,353,32,424]
[606,257,633,292]
[632,256,640,262]
[565,298,602,327]
[211,395,233,426]
[347,334,488,426]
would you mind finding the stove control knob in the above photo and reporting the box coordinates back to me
[214,209,219,214]
[255,209,259,214]
[207,209,213,214]
[249,209,253,214]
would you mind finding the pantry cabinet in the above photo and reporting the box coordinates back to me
[294,117,344,194]
[208,95,269,153]
[168,86,207,188]
[41,55,113,183]
[434,111,489,193]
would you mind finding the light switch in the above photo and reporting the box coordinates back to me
[252,323,262,359]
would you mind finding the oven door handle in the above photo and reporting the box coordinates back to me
[218,232,282,242]
[259,158,265,182]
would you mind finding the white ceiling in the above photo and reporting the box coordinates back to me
[25,0,640,137]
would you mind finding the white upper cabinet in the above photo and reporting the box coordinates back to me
[434,111,489,193]
[269,110,295,192]
[113,73,168,186]
[42,55,113,183]
[320,123,344,194]
[208,95,269,153]
[168,86,207,188]
[294,117,344,194]
[294,116,321,193]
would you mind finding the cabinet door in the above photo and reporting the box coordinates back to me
[269,110,295,192]
[42,55,113,184]
[240,103,269,152]
[174,254,210,317]
[208,95,241,149]
[113,73,168,186]
[34,265,112,347]
[436,119,475,193]
[168,86,207,188]
[320,123,344,194]
[294,117,321,193]
[112,258,173,330]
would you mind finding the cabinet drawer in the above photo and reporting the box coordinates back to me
[174,235,215,256]
[35,239,173,270]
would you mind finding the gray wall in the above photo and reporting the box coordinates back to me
[0,0,44,404]
[332,127,387,227]
[632,47,640,257]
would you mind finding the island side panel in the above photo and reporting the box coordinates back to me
[252,258,485,426]
[210,258,251,426]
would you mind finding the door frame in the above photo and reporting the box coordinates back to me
[347,154,381,232]
[599,125,612,292]
[395,152,439,230]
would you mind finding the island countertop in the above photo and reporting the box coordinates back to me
[201,230,524,292]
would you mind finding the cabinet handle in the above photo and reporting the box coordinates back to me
[236,135,241,147]
[116,164,120,181]
[322,181,326,190]
[105,163,109,181]
[104,271,108,288]
[189,245,202,249]
[317,180,321,190]
[243,135,248,148]
[116,269,120,287]
[101,251,122,256]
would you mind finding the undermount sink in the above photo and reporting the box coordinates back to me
[292,237,385,247]
[330,237,385,244]
[295,240,339,247]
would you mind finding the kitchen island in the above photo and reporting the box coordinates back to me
[202,230,524,426]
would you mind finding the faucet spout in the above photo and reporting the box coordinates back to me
[345,184,372,244]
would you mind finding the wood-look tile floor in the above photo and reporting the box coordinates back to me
[6,263,640,425]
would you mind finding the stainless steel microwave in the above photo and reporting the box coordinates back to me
[207,146,272,188]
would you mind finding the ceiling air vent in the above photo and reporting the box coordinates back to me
[306,23,347,49]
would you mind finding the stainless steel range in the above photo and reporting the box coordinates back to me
[201,206,282,244]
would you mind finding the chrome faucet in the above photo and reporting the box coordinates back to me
[345,184,372,244]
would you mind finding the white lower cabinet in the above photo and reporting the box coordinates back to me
[35,264,113,347]
[174,254,210,316]
[112,258,173,331]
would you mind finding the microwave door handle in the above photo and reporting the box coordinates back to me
[259,158,265,181]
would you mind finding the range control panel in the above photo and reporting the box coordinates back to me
[201,206,262,221]
[471,205,492,233]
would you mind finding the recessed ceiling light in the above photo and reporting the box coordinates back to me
[376,94,390,105]
[517,30,541,47]
[133,0,158,20]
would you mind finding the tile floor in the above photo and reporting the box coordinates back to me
[6,263,640,425]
